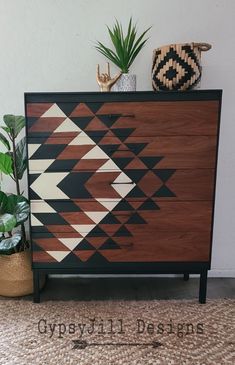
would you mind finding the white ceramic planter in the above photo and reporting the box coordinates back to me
[112,73,136,92]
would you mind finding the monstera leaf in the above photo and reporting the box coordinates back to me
[6,194,29,226]
[0,232,22,255]
[3,115,25,138]
[0,193,29,233]
[0,213,16,232]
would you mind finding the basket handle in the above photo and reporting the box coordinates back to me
[193,42,212,52]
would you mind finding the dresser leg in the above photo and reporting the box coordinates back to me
[199,270,208,304]
[183,273,189,281]
[33,270,40,303]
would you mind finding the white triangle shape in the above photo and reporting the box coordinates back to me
[71,224,96,237]
[58,238,83,250]
[84,211,108,224]
[30,214,43,226]
[114,172,133,183]
[41,103,67,118]
[28,144,41,158]
[54,118,81,133]
[69,131,95,145]
[29,159,55,173]
[112,182,136,198]
[31,200,56,213]
[81,145,109,160]
[46,251,70,262]
[96,159,120,172]
[31,172,69,199]
[96,198,121,211]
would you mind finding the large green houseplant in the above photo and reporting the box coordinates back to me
[0,115,32,297]
[95,17,151,91]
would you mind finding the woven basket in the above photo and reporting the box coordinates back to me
[152,42,211,91]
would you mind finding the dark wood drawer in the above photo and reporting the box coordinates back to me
[26,100,219,137]
[28,134,217,170]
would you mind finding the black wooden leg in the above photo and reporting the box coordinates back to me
[33,270,40,303]
[199,270,208,304]
[183,273,189,281]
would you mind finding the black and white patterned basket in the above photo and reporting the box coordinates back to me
[152,42,211,91]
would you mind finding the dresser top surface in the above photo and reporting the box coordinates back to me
[24,90,222,103]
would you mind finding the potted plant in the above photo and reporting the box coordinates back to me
[0,114,32,296]
[95,17,151,91]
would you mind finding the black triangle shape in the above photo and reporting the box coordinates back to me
[33,213,69,226]
[84,251,109,264]
[97,114,121,127]
[139,199,160,210]
[113,200,135,211]
[112,157,133,169]
[76,239,95,250]
[86,226,108,237]
[31,242,44,252]
[111,128,135,141]
[86,130,108,144]
[30,144,66,160]
[139,156,164,169]
[124,170,147,183]
[126,212,146,224]
[70,116,94,130]
[57,102,79,117]
[125,143,147,155]
[99,144,121,156]
[29,188,42,200]
[29,173,40,185]
[27,117,39,129]
[99,238,120,250]
[31,225,51,234]
[154,185,176,197]
[61,251,83,265]
[114,225,132,237]
[126,186,146,198]
[100,213,120,224]
[46,159,78,172]
[153,169,175,182]
[58,172,93,199]
[86,102,104,114]
[45,200,81,212]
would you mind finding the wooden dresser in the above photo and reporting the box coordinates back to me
[25,90,222,303]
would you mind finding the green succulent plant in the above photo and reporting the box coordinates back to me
[95,18,151,73]
[0,114,29,255]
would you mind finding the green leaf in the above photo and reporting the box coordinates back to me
[1,126,11,134]
[0,232,22,255]
[0,152,13,175]
[0,191,8,214]
[6,194,29,226]
[95,18,151,73]
[15,137,27,179]
[0,132,10,150]
[0,213,16,232]
[3,115,25,138]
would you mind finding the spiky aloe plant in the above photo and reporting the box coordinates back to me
[95,18,151,73]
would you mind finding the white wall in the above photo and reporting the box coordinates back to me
[0,0,234,277]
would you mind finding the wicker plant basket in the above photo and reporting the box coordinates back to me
[152,42,211,91]
[0,251,33,297]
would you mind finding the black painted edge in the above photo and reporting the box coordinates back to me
[24,90,222,103]
[32,262,210,273]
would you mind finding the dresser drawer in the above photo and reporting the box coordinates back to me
[26,100,219,138]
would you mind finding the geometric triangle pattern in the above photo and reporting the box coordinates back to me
[27,101,176,265]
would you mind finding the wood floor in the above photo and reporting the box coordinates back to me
[24,276,235,301]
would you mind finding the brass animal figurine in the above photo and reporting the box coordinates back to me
[96,63,122,92]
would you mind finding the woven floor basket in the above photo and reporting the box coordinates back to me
[152,42,211,91]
